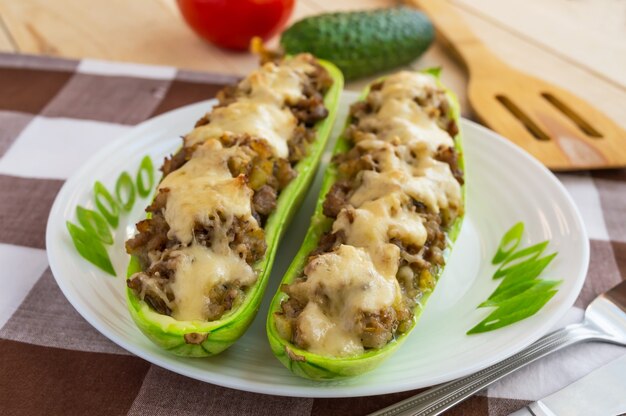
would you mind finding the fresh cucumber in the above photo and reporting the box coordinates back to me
[126,60,343,357]
[280,7,434,80]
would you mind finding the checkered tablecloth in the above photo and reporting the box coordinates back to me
[0,52,624,416]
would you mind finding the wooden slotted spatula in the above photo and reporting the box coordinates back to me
[411,0,626,170]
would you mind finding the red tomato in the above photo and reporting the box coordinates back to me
[177,0,295,51]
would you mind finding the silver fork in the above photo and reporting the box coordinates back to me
[369,280,626,416]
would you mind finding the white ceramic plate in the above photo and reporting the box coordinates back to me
[47,92,588,397]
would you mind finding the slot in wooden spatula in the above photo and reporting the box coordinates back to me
[411,0,626,170]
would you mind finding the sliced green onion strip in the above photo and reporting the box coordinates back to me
[492,222,524,265]
[493,240,549,279]
[498,252,557,289]
[66,221,116,276]
[94,181,119,228]
[115,171,136,212]
[480,279,561,308]
[469,222,561,335]
[468,282,561,334]
[76,206,113,245]
[136,156,154,198]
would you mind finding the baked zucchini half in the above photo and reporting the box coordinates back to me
[125,55,343,357]
[267,69,464,379]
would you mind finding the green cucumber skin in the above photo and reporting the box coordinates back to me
[280,7,434,81]
[266,71,465,380]
[125,61,344,358]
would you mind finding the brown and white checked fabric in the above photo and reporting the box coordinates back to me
[0,52,624,416]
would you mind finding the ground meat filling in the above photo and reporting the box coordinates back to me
[217,56,332,164]
[127,246,188,314]
[127,57,331,321]
[276,74,463,354]
[126,134,277,265]
[125,190,173,268]
[357,308,401,349]
[309,230,345,258]
[253,185,277,216]
[435,145,464,185]
[322,181,351,219]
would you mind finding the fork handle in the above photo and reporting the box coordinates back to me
[369,323,609,416]
[409,0,502,74]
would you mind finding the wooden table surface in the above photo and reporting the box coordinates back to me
[0,0,624,125]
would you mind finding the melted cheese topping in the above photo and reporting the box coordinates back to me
[297,303,363,357]
[296,245,401,356]
[240,56,315,105]
[184,55,315,158]
[185,101,296,158]
[378,70,439,101]
[411,157,462,213]
[291,71,462,356]
[169,244,256,321]
[350,156,461,214]
[359,96,454,155]
[333,192,426,276]
[155,138,258,321]
[159,139,253,245]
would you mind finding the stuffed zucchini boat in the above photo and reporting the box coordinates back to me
[125,54,343,357]
[267,69,464,379]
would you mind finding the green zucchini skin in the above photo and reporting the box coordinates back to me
[266,71,465,380]
[125,60,344,358]
[280,7,434,81]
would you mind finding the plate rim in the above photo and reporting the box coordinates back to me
[46,99,589,398]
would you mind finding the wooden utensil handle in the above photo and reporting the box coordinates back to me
[410,0,501,73]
